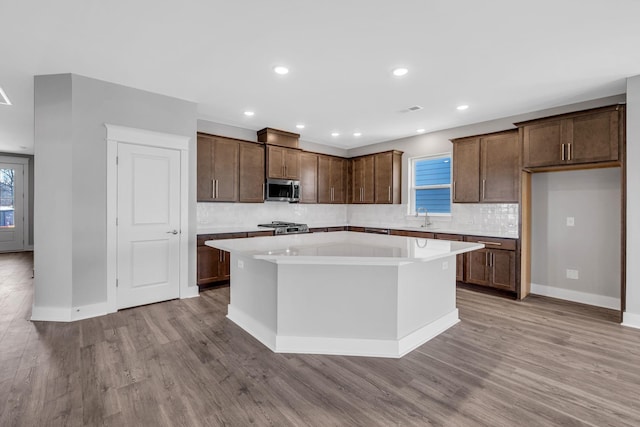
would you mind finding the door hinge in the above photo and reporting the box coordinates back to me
[116,156,119,165]
[115,217,118,226]
[116,279,119,287]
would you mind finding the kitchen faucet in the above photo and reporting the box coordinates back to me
[415,207,431,227]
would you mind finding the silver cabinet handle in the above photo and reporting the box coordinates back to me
[215,180,219,198]
[482,179,486,200]
[212,179,215,199]
[388,186,391,202]
[568,143,572,161]
[166,230,178,235]
[561,143,565,161]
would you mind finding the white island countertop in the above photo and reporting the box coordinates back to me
[207,231,484,266]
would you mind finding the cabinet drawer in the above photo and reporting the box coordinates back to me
[434,233,463,241]
[390,229,434,238]
[464,236,517,251]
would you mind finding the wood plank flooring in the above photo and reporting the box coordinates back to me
[1,251,639,426]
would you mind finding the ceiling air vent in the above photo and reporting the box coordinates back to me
[400,105,423,113]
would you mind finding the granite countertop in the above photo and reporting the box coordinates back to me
[206,231,484,265]
[197,222,519,239]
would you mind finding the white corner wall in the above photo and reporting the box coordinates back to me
[33,73,198,322]
[624,75,640,328]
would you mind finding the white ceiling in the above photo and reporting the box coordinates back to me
[1,0,640,154]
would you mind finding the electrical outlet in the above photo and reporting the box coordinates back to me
[237,260,244,269]
[442,261,449,270]
[566,217,575,227]
[566,269,579,280]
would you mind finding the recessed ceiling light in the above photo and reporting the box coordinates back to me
[331,132,340,137]
[353,132,362,137]
[273,66,289,75]
[244,111,255,116]
[296,124,305,129]
[0,87,12,106]
[416,129,426,133]
[392,67,408,77]
[457,105,469,111]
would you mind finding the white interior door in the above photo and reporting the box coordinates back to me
[117,143,181,309]
[0,162,25,252]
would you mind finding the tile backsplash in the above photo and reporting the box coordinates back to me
[197,202,348,228]
[198,202,519,234]
[347,203,519,233]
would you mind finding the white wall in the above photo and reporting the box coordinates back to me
[197,119,348,157]
[34,74,197,319]
[531,169,621,309]
[625,75,640,327]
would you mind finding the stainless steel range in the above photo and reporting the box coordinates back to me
[257,221,309,235]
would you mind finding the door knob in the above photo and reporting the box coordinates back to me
[167,230,179,235]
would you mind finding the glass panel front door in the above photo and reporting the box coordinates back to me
[0,168,16,228]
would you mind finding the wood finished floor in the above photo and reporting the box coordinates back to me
[1,252,639,426]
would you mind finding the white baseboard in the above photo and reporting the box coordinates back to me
[31,305,71,322]
[530,283,620,310]
[71,301,110,321]
[228,305,459,358]
[622,312,640,329]
[227,305,277,350]
[181,286,200,299]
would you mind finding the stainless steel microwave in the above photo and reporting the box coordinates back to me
[265,178,300,202]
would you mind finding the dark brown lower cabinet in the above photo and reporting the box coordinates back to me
[197,232,246,287]
[464,236,517,292]
[197,245,230,285]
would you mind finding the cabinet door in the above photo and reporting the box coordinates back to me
[197,136,214,201]
[300,152,318,203]
[351,156,375,204]
[452,138,480,202]
[465,249,489,286]
[283,148,301,179]
[481,131,519,202]
[197,245,224,285]
[239,143,265,203]
[212,138,239,202]
[374,152,393,204]
[567,109,619,164]
[330,157,347,203]
[317,155,332,203]
[266,145,284,178]
[490,250,516,291]
[522,119,564,168]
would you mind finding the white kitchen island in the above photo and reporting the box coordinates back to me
[207,231,483,358]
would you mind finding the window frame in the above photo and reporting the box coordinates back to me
[408,152,452,216]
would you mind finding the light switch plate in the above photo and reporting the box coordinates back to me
[237,260,244,269]
[566,217,575,227]
[442,261,449,270]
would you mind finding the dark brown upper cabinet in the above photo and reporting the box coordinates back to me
[299,152,318,203]
[266,145,301,180]
[351,155,375,204]
[452,130,519,203]
[318,155,347,204]
[197,134,239,202]
[518,105,622,169]
[374,151,402,204]
[239,142,265,203]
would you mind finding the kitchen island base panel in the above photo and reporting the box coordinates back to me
[228,306,459,358]
[225,252,460,358]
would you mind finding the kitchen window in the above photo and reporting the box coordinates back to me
[410,154,452,215]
